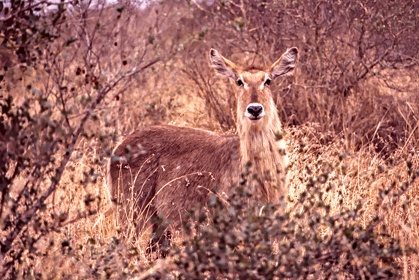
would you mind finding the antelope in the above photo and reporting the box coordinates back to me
[107,47,298,255]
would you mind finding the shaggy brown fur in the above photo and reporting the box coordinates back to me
[107,47,298,254]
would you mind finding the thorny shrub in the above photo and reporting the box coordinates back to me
[0,0,181,278]
[168,161,417,279]
[182,0,419,156]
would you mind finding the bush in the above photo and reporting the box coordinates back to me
[181,0,419,155]
[168,160,417,279]
[0,1,182,277]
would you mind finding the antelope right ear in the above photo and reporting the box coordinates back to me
[270,47,298,79]
[209,48,239,80]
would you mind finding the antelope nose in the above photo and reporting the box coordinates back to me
[246,103,265,119]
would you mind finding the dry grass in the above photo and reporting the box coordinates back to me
[14,67,414,278]
[2,44,418,278]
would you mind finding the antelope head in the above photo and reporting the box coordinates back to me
[209,48,298,130]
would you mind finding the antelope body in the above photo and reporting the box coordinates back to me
[107,47,298,252]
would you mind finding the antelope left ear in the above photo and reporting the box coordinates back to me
[209,48,239,80]
[270,47,298,79]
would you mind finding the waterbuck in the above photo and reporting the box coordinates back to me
[107,47,298,254]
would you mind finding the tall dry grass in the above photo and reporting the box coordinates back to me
[16,52,416,279]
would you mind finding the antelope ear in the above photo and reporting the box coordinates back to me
[209,48,239,80]
[270,47,298,79]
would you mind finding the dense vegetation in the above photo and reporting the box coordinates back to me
[0,0,418,278]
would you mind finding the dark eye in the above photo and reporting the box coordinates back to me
[237,79,244,86]
[264,78,271,86]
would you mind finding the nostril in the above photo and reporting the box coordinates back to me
[247,105,263,117]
